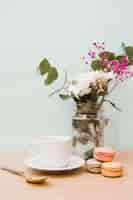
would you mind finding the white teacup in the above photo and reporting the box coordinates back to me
[30,136,73,168]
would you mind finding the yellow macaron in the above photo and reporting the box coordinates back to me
[101,162,123,178]
[86,159,102,173]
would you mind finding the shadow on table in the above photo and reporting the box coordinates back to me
[29,167,85,178]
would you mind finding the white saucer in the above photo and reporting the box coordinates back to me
[24,155,84,171]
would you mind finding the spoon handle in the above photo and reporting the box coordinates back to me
[1,167,24,177]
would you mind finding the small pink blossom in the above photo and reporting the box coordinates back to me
[120,55,128,66]
[110,60,120,66]
[116,70,133,81]
[82,50,96,65]
[112,63,127,75]
[88,50,96,59]
[81,55,90,65]
[110,55,129,79]
[111,58,133,81]
[92,41,105,51]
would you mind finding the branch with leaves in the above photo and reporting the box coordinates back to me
[37,42,133,113]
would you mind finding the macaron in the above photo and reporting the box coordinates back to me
[94,147,115,162]
[86,159,102,173]
[101,162,123,178]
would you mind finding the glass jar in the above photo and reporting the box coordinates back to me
[72,101,107,160]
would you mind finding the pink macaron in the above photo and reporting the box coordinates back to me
[94,147,116,162]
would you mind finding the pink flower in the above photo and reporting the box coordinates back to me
[116,70,133,81]
[110,60,120,66]
[81,55,90,65]
[112,63,127,75]
[120,55,128,66]
[92,41,105,51]
[82,50,96,65]
[88,50,96,59]
[110,58,133,81]
[110,57,128,75]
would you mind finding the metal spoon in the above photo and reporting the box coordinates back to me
[1,167,48,184]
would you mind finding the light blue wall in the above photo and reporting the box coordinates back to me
[0,0,133,151]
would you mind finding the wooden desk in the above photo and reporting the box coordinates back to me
[0,152,133,200]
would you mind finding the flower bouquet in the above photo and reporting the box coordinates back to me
[38,41,133,159]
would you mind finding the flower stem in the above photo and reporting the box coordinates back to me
[103,99,122,112]
[48,71,67,97]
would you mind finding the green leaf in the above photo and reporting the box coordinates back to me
[59,94,70,100]
[108,53,115,61]
[38,58,59,86]
[124,46,133,56]
[124,46,133,65]
[39,58,50,75]
[45,67,58,85]
[91,59,101,71]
